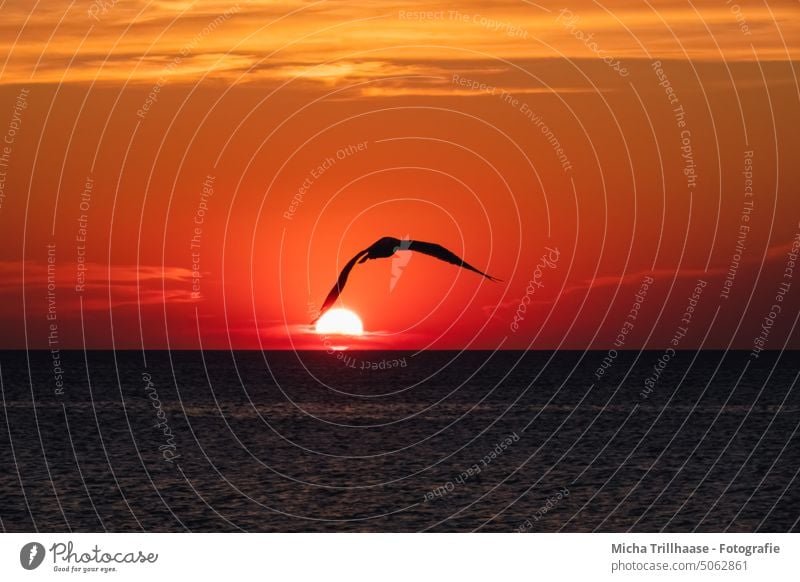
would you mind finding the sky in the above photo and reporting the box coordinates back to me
[0,0,798,350]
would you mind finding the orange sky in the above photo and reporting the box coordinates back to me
[0,0,798,349]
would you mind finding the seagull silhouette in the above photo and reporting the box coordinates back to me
[312,236,501,323]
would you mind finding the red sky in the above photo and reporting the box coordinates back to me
[0,0,798,350]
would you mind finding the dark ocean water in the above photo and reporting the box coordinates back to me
[0,350,798,532]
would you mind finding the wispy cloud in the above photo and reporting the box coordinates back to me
[0,261,196,310]
[484,237,800,317]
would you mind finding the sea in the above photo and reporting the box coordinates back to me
[1,350,798,532]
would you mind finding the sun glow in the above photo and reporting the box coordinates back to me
[314,308,364,336]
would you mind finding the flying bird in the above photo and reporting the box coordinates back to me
[312,236,501,323]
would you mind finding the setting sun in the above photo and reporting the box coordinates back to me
[314,308,364,336]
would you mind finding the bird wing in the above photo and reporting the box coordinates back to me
[408,240,501,281]
[312,249,369,323]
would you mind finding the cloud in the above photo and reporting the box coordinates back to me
[1,1,797,85]
[484,236,800,317]
[0,261,197,310]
